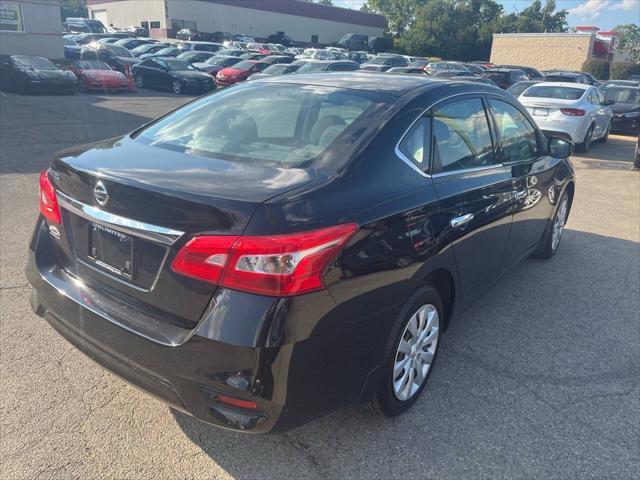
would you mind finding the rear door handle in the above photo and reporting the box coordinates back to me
[450,213,474,228]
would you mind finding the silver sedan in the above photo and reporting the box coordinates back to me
[518,82,613,152]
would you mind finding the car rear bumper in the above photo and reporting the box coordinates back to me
[530,114,588,144]
[26,217,374,432]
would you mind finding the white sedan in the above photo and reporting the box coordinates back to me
[518,82,613,152]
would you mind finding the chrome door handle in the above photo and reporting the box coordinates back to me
[450,213,474,228]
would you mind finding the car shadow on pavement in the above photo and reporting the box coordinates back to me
[578,134,637,167]
[171,229,640,479]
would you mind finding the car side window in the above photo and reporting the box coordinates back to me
[587,90,599,105]
[140,59,155,68]
[596,89,606,104]
[399,116,430,170]
[156,60,168,70]
[489,99,539,163]
[431,98,495,173]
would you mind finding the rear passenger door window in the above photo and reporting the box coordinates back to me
[432,98,496,173]
[489,99,539,163]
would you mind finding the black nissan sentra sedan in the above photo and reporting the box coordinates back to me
[27,73,575,432]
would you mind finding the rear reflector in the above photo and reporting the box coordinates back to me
[39,170,61,224]
[560,108,585,116]
[215,394,259,410]
[171,223,358,296]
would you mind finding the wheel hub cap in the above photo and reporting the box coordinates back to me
[552,199,568,250]
[392,304,439,401]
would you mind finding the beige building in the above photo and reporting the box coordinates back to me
[490,32,603,71]
[0,0,63,58]
[87,0,385,45]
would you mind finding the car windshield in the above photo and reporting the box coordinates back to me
[262,64,289,74]
[368,57,389,65]
[132,44,160,54]
[508,82,536,97]
[604,88,640,104]
[164,59,195,71]
[523,85,585,100]
[155,48,177,56]
[229,61,258,71]
[76,60,111,70]
[103,44,133,57]
[136,84,376,164]
[13,56,55,69]
[297,62,332,73]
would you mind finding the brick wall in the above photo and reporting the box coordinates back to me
[490,34,594,71]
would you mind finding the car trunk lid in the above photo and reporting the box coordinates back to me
[48,135,315,328]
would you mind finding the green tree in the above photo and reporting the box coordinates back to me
[614,24,640,62]
[361,0,428,37]
[314,0,334,5]
[498,0,567,33]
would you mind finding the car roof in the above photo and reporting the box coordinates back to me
[606,85,640,90]
[546,72,582,77]
[260,72,463,96]
[486,68,524,72]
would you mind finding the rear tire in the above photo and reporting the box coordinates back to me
[533,192,569,259]
[576,125,593,153]
[599,123,610,143]
[368,285,443,417]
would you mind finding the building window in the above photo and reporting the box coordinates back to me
[0,2,24,32]
[172,19,196,31]
[150,21,160,29]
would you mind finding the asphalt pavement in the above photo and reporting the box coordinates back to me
[1,90,638,479]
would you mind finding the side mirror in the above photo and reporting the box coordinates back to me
[548,136,573,159]
[602,99,615,106]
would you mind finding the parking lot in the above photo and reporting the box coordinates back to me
[1,90,638,479]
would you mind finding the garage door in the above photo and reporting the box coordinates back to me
[92,10,108,26]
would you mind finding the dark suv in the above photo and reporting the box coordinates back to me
[27,74,575,433]
[483,68,528,89]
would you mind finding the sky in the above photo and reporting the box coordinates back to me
[333,0,640,31]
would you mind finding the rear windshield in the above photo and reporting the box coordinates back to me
[604,88,640,104]
[523,86,585,100]
[297,62,331,73]
[136,83,378,164]
[508,82,536,97]
[164,59,194,71]
[262,64,289,74]
[484,71,509,81]
[544,75,577,83]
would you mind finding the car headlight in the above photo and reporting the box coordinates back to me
[622,111,640,118]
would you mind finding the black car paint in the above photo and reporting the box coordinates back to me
[0,55,77,93]
[132,58,215,93]
[27,74,575,432]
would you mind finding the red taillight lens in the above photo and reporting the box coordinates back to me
[560,108,585,116]
[215,394,258,410]
[39,170,61,224]
[171,224,358,296]
[171,235,239,284]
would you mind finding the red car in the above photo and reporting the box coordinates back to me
[215,60,269,87]
[70,59,128,91]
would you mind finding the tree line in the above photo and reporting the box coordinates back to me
[361,0,569,60]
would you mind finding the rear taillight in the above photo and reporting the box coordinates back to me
[560,108,585,116]
[171,223,358,296]
[39,170,61,224]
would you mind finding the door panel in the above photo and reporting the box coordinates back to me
[487,97,557,267]
[430,96,512,307]
[433,167,513,306]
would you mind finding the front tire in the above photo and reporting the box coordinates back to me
[172,79,183,94]
[533,192,569,259]
[368,285,443,417]
[135,75,144,88]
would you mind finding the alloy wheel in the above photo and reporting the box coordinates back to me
[584,126,593,151]
[392,304,439,401]
[135,75,143,88]
[172,80,182,94]
[552,198,568,251]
